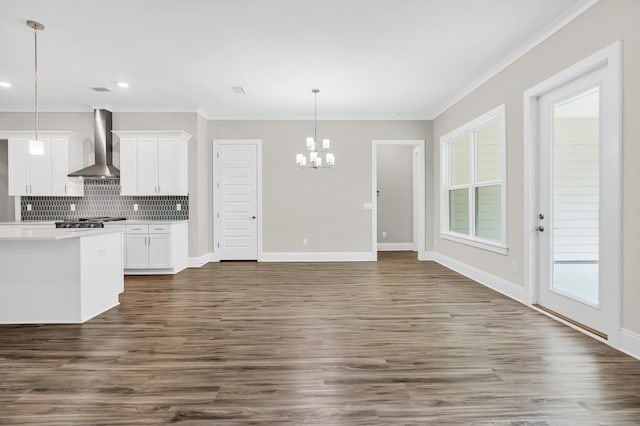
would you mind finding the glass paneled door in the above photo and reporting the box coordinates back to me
[536,66,610,336]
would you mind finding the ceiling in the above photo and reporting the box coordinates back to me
[0,0,593,120]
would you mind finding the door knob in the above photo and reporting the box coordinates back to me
[251,216,256,219]
[535,225,544,232]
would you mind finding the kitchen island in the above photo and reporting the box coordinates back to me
[0,227,124,324]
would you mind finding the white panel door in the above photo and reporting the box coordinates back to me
[536,65,614,336]
[157,137,181,195]
[136,137,159,195]
[218,144,258,260]
[28,137,52,195]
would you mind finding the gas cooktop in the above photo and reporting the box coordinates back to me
[55,217,127,229]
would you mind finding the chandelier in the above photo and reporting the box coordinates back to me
[296,89,335,169]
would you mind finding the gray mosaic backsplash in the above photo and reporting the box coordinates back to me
[21,179,189,221]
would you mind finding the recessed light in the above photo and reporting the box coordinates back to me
[117,81,129,88]
[91,87,111,92]
[0,82,11,88]
[231,86,246,94]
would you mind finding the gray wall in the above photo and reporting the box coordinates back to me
[431,0,640,333]
[209,120,431,252]
[377,144,413,244]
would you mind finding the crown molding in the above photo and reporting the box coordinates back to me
[431,0,601,119]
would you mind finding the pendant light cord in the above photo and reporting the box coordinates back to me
[34,25,39,141]
[314,90,317,145]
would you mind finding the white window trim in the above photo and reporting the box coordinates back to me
[440,104,507,255]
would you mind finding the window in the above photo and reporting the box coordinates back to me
[440,105,506,254]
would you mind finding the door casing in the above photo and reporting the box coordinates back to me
[371,139,426,259]
[213,139,263,261]
[523,41,621,345]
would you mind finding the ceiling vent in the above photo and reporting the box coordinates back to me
[231,86,246,95]
[91,87,111,92]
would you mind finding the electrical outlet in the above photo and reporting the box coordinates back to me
[512,261,519,273]
[133,204,139,211]
[382,231,387,238]
[70,203,76,211]
[176,203,181,211]
[26,204,32,211]
[302,238,308,246]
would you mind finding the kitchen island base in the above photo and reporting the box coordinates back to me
[0,231,123,324]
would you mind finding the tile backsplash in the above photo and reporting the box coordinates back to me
[21,179,188,221]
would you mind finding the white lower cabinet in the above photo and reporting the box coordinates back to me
[121,222,187,274]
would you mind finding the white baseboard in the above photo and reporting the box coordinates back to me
[619,329,640,360]
[419,251,436,261]
[188,252,219,267]
[377,243,417,251]
[431,252,526,304]
[260,251,376,262]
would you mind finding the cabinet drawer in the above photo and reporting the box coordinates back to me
[126,224,149,234]
[148,224,171,234]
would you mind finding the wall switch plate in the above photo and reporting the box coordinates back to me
[133,204,139,211]
[363,203,373,210]
[70,203,76,211]
[176,203,181,211]
[382,231,387,238]
[26,204,32,211]
[302,238,308,246]
[512,261,519,273]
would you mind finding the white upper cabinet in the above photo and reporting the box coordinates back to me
[4,132,85,196]
[113,131,190,196]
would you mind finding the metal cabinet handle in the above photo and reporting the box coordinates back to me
[535,225,544,232]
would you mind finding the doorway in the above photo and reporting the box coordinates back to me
[372,140,425,259]
[524,42,621,342]
[213,140,262,261]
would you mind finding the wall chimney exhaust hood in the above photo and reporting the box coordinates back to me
[68,109,120,178]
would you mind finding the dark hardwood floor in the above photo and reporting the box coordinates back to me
[1,252,639,425]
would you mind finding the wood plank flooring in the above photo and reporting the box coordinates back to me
[1,251,640,425]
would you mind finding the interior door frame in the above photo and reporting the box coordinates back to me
[371,139,426,260]
[523,41,621,344]
[212,139,263,261]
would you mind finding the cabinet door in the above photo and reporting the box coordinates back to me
[8,138,31,196]
[52,136,84,196]
[136,137,159,195]
[148,234,172,268]
[28,137,52,195]
[125,234,149,268]
[119,138,138,195]
[157,138,184,195]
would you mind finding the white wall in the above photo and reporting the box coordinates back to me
[377,144,413,244]
[209,120,431,253]
[430,0,640,333]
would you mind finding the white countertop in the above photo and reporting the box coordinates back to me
[0,221,55,226]
[104,220,189,225]
[0,227,123,241]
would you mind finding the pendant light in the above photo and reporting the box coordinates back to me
[27,20,45,156]
[296,89,335,169]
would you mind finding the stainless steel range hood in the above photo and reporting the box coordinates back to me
[68,109,120,178]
